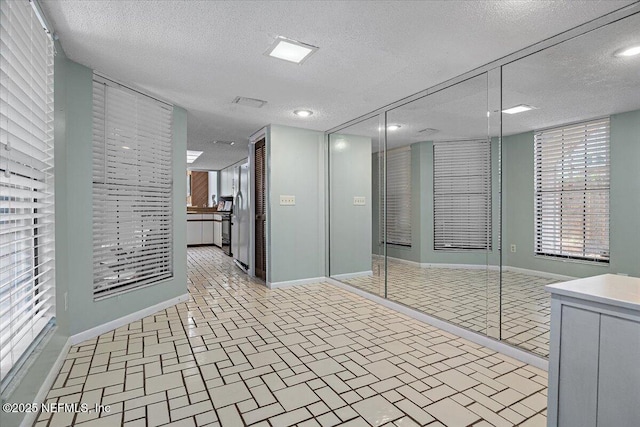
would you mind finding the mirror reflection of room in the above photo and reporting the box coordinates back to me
[500,12,640,356]
[327,11,640,359]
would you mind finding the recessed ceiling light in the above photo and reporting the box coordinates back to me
[294,109,313,117]
[122,146,131,150]
[502,104,537,115]
[266,36,319,64]
[387,124,401,131]
[615,45,640,57]
[186,150,203,164]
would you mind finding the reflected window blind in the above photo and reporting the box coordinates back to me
[92,75,174,298]
[380,148,411,246]
[0,0,55,381]
[534,118,610,262]
[433,140,491,250]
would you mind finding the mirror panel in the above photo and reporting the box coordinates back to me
[500,12,640,356]
[329,115,386,297]
[383,73,498,337]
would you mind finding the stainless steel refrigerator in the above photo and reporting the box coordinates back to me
[232,162,250,270]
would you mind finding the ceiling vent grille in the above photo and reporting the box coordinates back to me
[233,96,267,108]
[211,140,235,146]
[418,128,439,135]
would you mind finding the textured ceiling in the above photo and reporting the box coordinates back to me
[42,0,635,169]
[336,11,640,151]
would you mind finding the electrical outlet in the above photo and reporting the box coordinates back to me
[510,244,517,253]
[353,196,366,206]
[280,195,295,206]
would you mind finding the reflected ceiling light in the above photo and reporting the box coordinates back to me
[615,45,640,57]
[502,104,537,114]
[334,140,347,151]
[122,146,131,150]
[386,124,401,131]
[266,36,319,64]
[186,150,203,163]
[294,109,313,117]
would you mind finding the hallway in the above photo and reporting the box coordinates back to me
[36,247,547,427]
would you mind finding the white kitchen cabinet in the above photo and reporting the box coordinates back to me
[213,214,222,247]
[202,214,215,244]
[187,214,203,245]
[546,274,640,427]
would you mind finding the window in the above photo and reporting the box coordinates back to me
[0,0,55,381]
[534,118,610,262]
[380,147,411,246]
[92,75,174,298]
[433,140,491,250]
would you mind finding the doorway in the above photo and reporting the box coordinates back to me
[254,138,266,281]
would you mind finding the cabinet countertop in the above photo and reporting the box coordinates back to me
[545,273,640,311]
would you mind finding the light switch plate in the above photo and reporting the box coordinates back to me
[353,196,366,206]
[280,195,295,206]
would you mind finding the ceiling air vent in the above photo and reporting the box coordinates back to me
[418,128,439,135]
[233,96,267,108]
[211,140,235,146]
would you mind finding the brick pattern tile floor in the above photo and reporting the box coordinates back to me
[342,258,556,357]
[35,246,547,427]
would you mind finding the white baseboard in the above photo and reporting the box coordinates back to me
[69,293,190,345]
[386,256,422,267]
[267,276,326,289]
[19,338,72,427]
[325,277,548,371]
[503,266,575,281]
[420,262,500,271]
[331,270,373,280]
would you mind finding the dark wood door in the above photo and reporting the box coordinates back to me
[254,138,266,280]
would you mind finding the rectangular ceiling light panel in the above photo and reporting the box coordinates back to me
[265,36,318,64]
[502,104,537,114]
[187,150,203,163]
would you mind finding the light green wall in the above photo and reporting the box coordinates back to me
[60,60,188,335]
[2,52,188,427]
[268,125,325,283]
[329,134,372,276]
[503,110,640,278]
[372,139,500,266]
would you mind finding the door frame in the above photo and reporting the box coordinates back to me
[249,127,268,282]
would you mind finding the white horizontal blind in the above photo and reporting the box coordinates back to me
[0,0,55,381]
[380,147,411,246]
[92,75,174,298]
[433,140,491,250]
[534,118,610,262]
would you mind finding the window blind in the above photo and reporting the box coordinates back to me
[0,0,55,381]
[380,147,411,246]
[92,75,174,298]
[534,118,610,262]
[433,140,491,250]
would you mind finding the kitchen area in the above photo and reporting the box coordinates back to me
[187,158,250,271]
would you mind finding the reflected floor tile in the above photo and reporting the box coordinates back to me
[342,257,556,357]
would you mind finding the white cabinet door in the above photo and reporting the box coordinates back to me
[187,221,202,245]
[202,216,214,244]
[213,221,222,247]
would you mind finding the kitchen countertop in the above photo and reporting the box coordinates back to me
[187,207,219,213]
[545,273,640,311]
